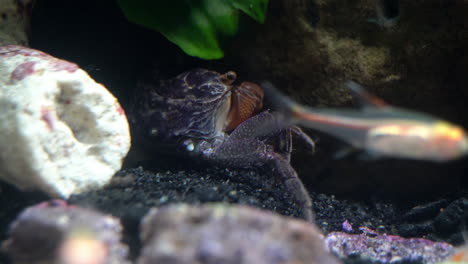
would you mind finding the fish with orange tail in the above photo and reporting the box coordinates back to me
[261,81,468,162]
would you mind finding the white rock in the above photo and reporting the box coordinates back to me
[0,45,131,198]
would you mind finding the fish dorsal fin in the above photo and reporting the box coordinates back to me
[344,81,388,109]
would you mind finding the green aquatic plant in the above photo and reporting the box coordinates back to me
[117,0,269,59]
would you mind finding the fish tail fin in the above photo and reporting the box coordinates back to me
[260,81,304,118]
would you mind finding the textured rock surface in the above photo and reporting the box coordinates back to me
[227,0,468,117]
[325,231,454,264]
[138,203,341,264]
[2,200,130,264]
[394,196,468,245]
[0,0,34,46]
[433,198,468,236]
[0,45,131,198]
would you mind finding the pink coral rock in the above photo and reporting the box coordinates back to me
[325,231,454,263]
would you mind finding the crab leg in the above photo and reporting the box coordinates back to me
[211,112,314,221]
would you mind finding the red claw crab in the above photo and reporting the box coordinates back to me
[131,69,315,221]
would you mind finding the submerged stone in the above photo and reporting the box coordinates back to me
[138,203,341,264]
[0,45,131,198]
[325,231,454,264]
[2,200,130,264]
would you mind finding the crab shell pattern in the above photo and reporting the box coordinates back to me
[134,68,264,142]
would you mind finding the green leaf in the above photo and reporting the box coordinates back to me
[231,0,269,23]
[202,0,239,36]
[117,0,268,59]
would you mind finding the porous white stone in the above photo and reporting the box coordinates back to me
[0,45,131,198]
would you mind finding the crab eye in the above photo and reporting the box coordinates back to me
[220,71,237,85]
[183,139,195,151]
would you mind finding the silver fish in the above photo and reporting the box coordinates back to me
[262,81,468,162]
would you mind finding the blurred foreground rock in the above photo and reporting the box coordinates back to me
[2,200,130,264]
[0,45,131,198]
[139,203,341,264]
